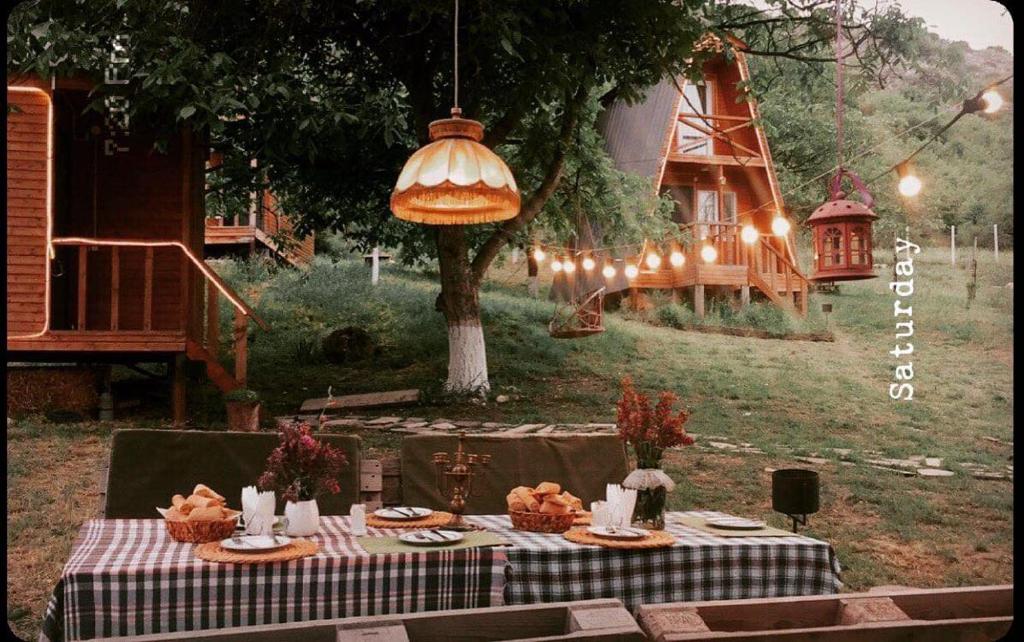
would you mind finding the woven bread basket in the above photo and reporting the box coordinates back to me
[509,510,576,533]
[164,513,240,543]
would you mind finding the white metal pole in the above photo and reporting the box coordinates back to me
[371,246,380,285]
[951,225,956,266]
[994,224,999,263]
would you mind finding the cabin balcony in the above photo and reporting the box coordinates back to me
[629,223,808,315]
[667,112,765,168]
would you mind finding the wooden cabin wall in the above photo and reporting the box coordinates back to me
[261,191,315,264]
[705,59,760,158]
[6,88,51,336]
[49,90,205,335]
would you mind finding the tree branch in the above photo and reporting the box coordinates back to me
[469,87,586,284]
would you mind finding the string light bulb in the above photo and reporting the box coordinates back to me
[550,257,563,272]
[981,89,1004,114]
[533,246,546,262]
[669,250,685,267]
[741,225,759,245]
[771,215,791,237]
[582,255,596,271]
[624,264,639,279]
[645,252,662,270]
[701,244,718,263]
[602,262,616,278]
[562,257,576,274]
[897,162,922,197]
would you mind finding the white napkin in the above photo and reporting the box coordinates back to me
[350,504,367,536]
[242,486,275,536]
[605,483,637,528]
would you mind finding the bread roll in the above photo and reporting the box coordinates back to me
[192,484,226,503]
[543,493,570,506]
[561,492,583,511]
[539,498,571,515]
[165,507,186,522]
[178,501,195,515]
[185,506,224,522]
[512,486,540,512]
[506,492,527,513]
[534,481,561,496]
[171,494,187,509]
[186,494,220,509]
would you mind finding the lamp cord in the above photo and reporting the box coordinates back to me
[453,0,459,110]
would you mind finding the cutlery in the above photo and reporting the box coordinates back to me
[394,507,416,518]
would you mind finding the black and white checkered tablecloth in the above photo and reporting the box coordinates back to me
[465,511,842,609]
[40,511,840,641]
[39,517,505,642]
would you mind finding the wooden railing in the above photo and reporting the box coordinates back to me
[50,237,268,387]
[679,222,808,316]
[675,112,761,158]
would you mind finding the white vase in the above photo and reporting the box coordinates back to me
[284,499,320,536]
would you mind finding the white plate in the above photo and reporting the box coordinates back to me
[398,530,464,546]
[219,535,292,552]
[587,525,649,540]
[374,507,433,520]
[706,517,766,530]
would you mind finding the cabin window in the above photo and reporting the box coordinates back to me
[722,192,737,223]
[676,80,712,155]
[662,186,694,224]
[823,226,844,267]
[849,225,869,265]
[696,190,718,238]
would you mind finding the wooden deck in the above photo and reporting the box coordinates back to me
[666,152,765,167]
[7,330,186,353]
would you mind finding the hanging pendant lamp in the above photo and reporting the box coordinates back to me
[390,0,520,225]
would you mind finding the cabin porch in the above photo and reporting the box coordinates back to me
[630,223,809,316]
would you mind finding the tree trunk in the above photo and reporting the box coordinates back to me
[436,226,489,394]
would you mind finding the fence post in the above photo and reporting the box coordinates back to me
[950,225,956,266]
[994,224,999,263]
[371,246,380,285]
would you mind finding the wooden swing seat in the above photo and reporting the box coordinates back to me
[549,288,605,339]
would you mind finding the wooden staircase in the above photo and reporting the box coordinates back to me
[748,237,809,316]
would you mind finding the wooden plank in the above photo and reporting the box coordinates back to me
[300,389,422,414]
[77,247,88,330]
[207,281,220,353]
[143,247,153,331]
[360,460,383,492]
[233,309,248,387]
[110,247,120,331]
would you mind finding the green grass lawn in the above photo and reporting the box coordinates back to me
[6,246,1013,639]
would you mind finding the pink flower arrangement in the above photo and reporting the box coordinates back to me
[258,421,347,502]
[616,377,694,467]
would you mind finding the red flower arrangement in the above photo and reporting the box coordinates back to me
[616,377,694,468]
[258,421,348,503]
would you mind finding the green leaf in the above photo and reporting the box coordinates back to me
[178,105,196,119]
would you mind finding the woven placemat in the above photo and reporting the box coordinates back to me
[357,531,509,555]
[674,515,794,538]
[564,527,676,549]
[366,511,454,529]
[194,539,319,564]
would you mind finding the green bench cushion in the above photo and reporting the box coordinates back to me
[401,434,630,515]
[104,429,361,518]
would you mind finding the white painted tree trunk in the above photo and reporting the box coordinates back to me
[445,323,489,394]
[371,246,380,285]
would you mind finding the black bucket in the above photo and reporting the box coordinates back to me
[772,468,820,517]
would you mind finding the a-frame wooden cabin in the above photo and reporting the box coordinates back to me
[6,76,267,422]
[599,35,808,316]
[204,151,314,267]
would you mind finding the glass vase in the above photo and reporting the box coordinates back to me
[632,483,668,530]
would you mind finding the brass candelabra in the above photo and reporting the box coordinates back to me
[432,432,491,529]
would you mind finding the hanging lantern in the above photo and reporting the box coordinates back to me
[562,256,577,274]
[700,244,718,263]
[669,249,685,267]
[896,162,922,197]
[602,262,616,278]
[582,255,596,271]
[390,0,519,225]
[807,171,879,282]
[391,109,520,224]
[645,251,662,270]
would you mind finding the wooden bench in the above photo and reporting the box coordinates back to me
[636,585,1013,641]
[103,599,644,641]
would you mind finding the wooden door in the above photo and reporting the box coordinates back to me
[7,86,52,337]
